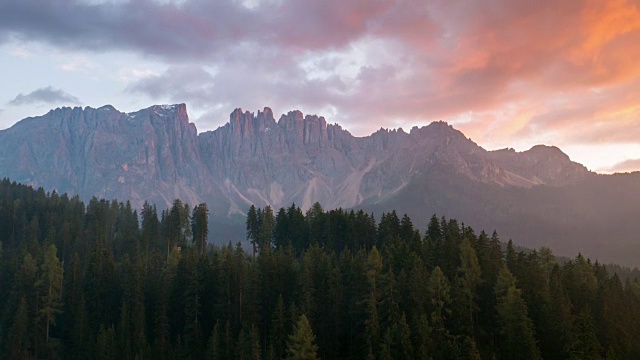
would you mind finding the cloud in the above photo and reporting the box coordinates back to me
[600,158,640,173]
[2,0,640,146]
[0,0,385,60]
[59,55,97,72]
[8,86,80,106]
[127,60,348,130]
[9,45,30,58]
[127,66,217,107]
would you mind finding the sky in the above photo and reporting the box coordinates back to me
[1,0,640,173]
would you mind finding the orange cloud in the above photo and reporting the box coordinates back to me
[5,0,640,170]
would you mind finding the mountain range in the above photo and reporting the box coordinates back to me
[0,104,638,265]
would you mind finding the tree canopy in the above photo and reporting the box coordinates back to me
[0,178,639,359]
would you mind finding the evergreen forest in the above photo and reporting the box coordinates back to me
[1,178,639,359]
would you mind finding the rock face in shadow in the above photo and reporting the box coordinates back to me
[197,109,590,215]
[5,104,640,266]
[0,104,213,211]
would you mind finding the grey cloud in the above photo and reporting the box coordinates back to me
[127,66,217,108]
[0,1,241,60]
[3,0,640,147]
[8,86,80,106]
[0,0,395,61]
[126,57,349,130]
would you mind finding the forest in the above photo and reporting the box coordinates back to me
[0,178,639,359]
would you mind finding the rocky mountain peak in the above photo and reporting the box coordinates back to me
[2,103,637,266]
[0,103,596,215]
[97,104,117,112]
[138,103,190,123]
[409,120,469,143]
[258,106,274,120]
[525,144,569,160]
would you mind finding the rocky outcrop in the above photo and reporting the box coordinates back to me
[7,104,640,265]
[0,104,591,215]
[0,104,208,209]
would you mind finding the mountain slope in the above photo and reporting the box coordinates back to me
[1,104,638,265]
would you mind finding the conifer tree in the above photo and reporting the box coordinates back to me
[260,206,275,255]
[495,266,540,360]
[568,306,601,360]
[37,244,64,346]
[286,314,319,360]
[428,266,456,359]
[272,294,288,359]
[97,324,117,360]
[207,321,221,360]
[7,297,30,360]
[457,238,482,335]
[247,205,259,259]
[192,203,210,255]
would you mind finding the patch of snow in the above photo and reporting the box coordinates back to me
[160,104,176,110]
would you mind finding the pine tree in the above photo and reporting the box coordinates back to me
[428,266,450,331]
[464,336,482,360]
[192,203,210,256]
[428,266,458,359]
[272,294,288,359]
[274,207,290,250]
[247,205,259,259]
[457,238,482,336]
[207,321,221,360]
[365,246,383,350]
[568,306,601,360]
[260,206,275,255]
[413,313,432,360]
[97,324,117,360]
[37,244,64,346]
[7,297,30,359]
[141,201,160,256]
[495,266,540,360]
[397,312,414,359]
[286,314,319,360]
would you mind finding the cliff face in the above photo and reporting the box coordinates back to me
[7,104,640,265]
[0,104,590,215]
[0,104,208,209]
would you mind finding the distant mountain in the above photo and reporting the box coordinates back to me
[1,104,638,265]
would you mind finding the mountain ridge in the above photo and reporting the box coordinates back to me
[0,103,593,213]
[2,103,639,265]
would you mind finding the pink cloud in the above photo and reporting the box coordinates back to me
[600,158,640,173]
[3,0,640,152]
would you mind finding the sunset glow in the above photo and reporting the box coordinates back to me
[1,0,640,172]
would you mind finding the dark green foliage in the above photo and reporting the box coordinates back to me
[192,203,210,256]
[286,314,318,360]
[495,266,541,360]
[0,178,639,359]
